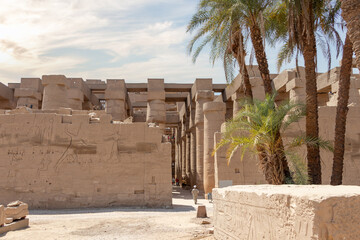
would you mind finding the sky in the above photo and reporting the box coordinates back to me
[0,0,348,85]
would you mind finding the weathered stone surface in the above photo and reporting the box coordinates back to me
[0,218,29,234]
[5,203,28,220]
[0,205,4,227]
[196,205,207,218]
[0,113,172,209]
[213,185,360,240]
[203,102,225,195]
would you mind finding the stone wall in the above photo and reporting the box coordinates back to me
[0,111,172,209]
[213,185,360,240]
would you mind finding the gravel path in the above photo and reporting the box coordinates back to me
[1,187,215,240]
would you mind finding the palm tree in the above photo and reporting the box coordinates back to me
[331,34,353,185]
[187,0,253,98]
[275,0,342,184]
[214,94,332,184]
[341,0,360,70]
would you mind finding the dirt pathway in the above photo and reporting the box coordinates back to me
[1,187,214,240]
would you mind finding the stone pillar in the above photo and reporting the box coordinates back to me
[174,127,182,183]
[15,78,42,109]
[105,80,127,121]
[147,79,166,128]
[181,134,186,181]
[67,88,84,110]
[286,78,306,103]
[42,75,70,110]
[189,102,197,187]
[195,90,214,191]
[203,101,226,196]
[185,133,191,183]
[231,91,243,116]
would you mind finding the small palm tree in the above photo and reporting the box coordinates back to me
[214,94,332,184]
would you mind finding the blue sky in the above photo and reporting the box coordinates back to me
[0,0,348,84]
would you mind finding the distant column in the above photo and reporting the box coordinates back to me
[185,133,191,183]
[203,101,226,196]
[15,78,42,109]
[189,102,197,187]
[231,91,243,116]
[195,90,214,191]
[67,88,84,110]
[105,79,127,121]
[146,79,166,129]
[286,78,306,103]
[42,75,70,110]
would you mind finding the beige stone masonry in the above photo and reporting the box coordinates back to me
[42,75,70,110]
[146,79,166,127]
[0,205,4,227]
[195,90,214,191]
[0,113,172,209]
[203,101,225,195]
[105,79,127,121]
[213,185,360,240]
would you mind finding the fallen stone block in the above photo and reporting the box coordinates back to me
[213,185,360,240]
[197,205,207,218]
[0,205,4,227]
[0,218,29,235]
[5,202,29,221]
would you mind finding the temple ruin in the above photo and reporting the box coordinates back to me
[0,64,360,208]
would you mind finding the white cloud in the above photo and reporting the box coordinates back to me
[0,0,225,84]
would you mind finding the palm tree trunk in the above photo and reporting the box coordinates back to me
[303,4,321,184]
[331,34,353,185]
[249,22,295,184]
[249,23,273,95]
[342,0,360,71]
[237,33,253,99]
[231,30,253,99]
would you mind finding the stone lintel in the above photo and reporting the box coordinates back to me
[42,75,69,87]
[191,78,212,100]
[286,78,305,92]
[203,101,226,113]
[148,91,165,101]
[14,89,42,100]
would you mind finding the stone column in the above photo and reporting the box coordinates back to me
[105,80,127,121]
[67,88,84,110]
[189,102,197,187]
[286,78,306,103]
[147,79,165,129]
[185,133,191,182]
[174,127,182,183]
[42,75,70,110]
[231,91,243,116]
[195,90,214,191]
[15,78,42,109]
[203,101,226,196]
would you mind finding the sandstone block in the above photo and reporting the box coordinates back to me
[58,108,72,115]
[0,218,29,234]
[20,78,42,90]
[104,90,126,100]
[148,79,164,91]
[0,205,4,227]
[67,88,84,101]
[213,185,360,240]
[14,89,42,100]
[5,203,28,221]
[147,91,165,101]
[197,205,207,218]
[42,75,69,87]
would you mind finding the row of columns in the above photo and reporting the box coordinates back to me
[174,79,226,196]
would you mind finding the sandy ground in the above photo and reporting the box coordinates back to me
[0,186,215,240]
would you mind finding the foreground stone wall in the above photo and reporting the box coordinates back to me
[213,185,360,240]
[0,111,171,209]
